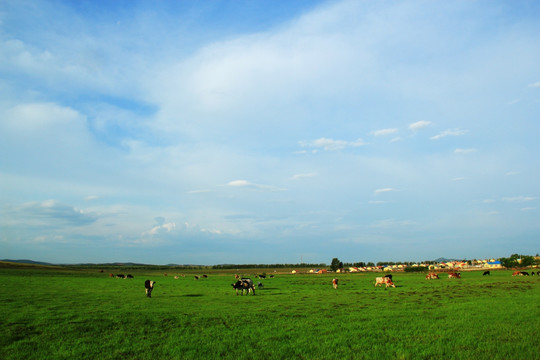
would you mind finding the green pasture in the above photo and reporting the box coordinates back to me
[1,267,538,360]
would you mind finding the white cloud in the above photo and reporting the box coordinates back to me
[430,128,467,140]
[502,196,535,202]
[299,137,366,151]
[227,180,286,192]
[228,180,252,187]
[372,128,398,136]
[142,222,176,236]
[528,81,540,87]
[374,188,397,195]
[408,120,431,131]
[187,189,212,194]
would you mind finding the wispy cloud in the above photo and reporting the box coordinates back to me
[187,189,213,194]
[528,81,540,88]
[227,180,286,192]
[430,128,467,140]
[374,188,397,195]
[299,137,366,151]
[292,173,317,180]
[502,196,535,202]
[409,121,431,131]
[372,128,398,137]
[228,180,252,187]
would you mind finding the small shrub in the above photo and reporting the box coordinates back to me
[404,266,428,272]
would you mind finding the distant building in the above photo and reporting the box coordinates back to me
[486,261,502,269]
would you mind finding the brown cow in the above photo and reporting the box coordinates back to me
[375,277,395,288]
[448,272,461,279]
[426,273,439,280]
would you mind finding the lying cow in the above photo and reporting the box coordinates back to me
[483,271,490,276]
[231,278,255,296]
[426,273,439,280]
[375,277,395,288]
[448,272,461,279]
[512,271,529,276]
[145,280,156,297]
[332,278,339,289]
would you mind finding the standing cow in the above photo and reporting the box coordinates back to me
[231,278,255,296]
[145,280,156,297]
[375,277,395,288]
[332,278,339,289]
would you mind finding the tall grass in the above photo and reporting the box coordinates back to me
[1,268,538,359]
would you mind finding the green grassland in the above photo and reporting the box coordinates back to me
[1,266,538,360]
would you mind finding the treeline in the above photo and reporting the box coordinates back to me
[499,254,538,268]
[67,264,213,271]
[342,261,441,268]
[212,263,327,270]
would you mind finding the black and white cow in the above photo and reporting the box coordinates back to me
[145,280,156,297]
[231,278,255,296]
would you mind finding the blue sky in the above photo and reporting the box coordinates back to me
[1,0,539,265]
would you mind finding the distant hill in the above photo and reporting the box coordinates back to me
[1,259,54,266]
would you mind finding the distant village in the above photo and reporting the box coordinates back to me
[344,259,504,273]
[299,256,540,274]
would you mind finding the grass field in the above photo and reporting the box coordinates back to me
[1,265,539,359]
